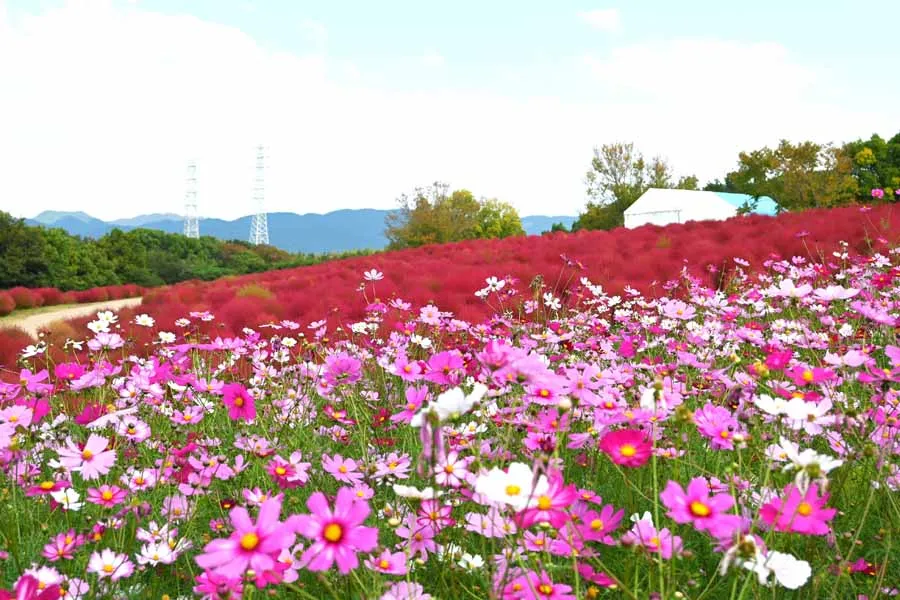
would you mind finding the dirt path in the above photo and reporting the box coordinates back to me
[2,297,143,338]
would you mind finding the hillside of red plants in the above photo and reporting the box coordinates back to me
[2,203,898,372]
[0,284,144,317]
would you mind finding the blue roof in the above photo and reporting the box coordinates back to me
[714,192,779,216]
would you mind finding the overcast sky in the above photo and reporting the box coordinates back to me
[1,0,897,221]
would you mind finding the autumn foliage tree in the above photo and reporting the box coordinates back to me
[384,182,525,249]
[726,140,858,211]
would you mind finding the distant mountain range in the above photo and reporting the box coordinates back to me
[27,210,576,254]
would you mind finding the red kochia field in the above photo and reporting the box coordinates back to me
[130,204,900,335]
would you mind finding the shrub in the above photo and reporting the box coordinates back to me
[0,327,34,371]
[236,284,274,300]
[0,292,15,316]
[8,287,39,309]
[36,287,65,306]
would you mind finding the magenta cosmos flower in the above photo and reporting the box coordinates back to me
[195,496,296,579]
[503,570,575,600]
[759,483,836,535]
[221,383,256,421]
[660,476,741,538]
[598,429,651,467]
[292,487,379,574]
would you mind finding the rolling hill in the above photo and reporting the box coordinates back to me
[27,210,577,253]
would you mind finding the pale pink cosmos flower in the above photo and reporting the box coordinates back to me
[56,435,116,481]
[87,549,134,581]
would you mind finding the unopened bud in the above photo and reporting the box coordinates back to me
[558,397,573,411]
[388,517,401,527]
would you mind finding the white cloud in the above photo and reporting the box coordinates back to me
[578,9,621,32]
[420,51,445,68]
[0,5,893,225]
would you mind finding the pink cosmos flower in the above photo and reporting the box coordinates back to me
[759,483,836,535]
[660,477,741,538]
[195,496,296,580]
[221,383,256,421]
[266,452,311,489]
[571,501,624,545]
[56,434,116,480]
[0,575,60,600]
[434,450,472,488]
[694,403,743,450]
[42,530,85,562]
[503,570,575,600]
[395,514,438,560]
[292,487,379,574]
[621,518,682,559]
[86,485,127,508]
[322,453,364,485]
[193,571,244,600]
[787,366,835,387]
[598,429,651,467]
[381,582,432,600]
[391,386,428,424]
[516,471,578,528]
[364,549,408,575]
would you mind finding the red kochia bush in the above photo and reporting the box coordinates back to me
[0,292,15,316]
[35,287,65,306]
[0,328,35,372]
[8,287,39,309]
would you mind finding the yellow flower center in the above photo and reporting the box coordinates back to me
[590,519,604,531]
[240,532,260,551]
[537,495,552,510]
[234,397,244,407]
[649,536,661,548]
[620,444,636,457]
[323,523,343,543]
[275,467,287,476]
[101,490,114,501]
[802,370,814,383]
[539,389,550,398]
[39,481,55,490]
[182,413,193,422]
[338,465,348,473]
[81,449,94,460]
[689,501,711,517]
[505,484,521,496]
[102,564,114,573]
[378,559,390,569]
[720,430,730,439]
[8,415,17,423]
[538,584,554,595]
[797,502,813,517]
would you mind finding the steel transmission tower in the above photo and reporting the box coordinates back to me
[249,145,269,245]
[183,161,200,239]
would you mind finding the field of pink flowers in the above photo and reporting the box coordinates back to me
[1,205,900,599]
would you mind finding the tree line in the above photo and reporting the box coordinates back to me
[569,130,900,231]
[0,211,375,291]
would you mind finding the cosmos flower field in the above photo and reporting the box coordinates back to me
[2,208,900,599]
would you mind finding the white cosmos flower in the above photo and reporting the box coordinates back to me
[363,269,384,281]
[458,552,485,570]
[51,488,83,511]
[410,384,487,428]
[158,332,176,344]
[779,437,843,493]
[764,551,812,589]
[21,343,46,358]
[754,394,788,416]
[392,484,443,500]
[473,462,549,512]
[134,314,156,327]
[137,541,175,566]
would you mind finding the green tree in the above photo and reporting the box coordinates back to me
[842,131,900,199]
[385,183,524,248]
[0,212,50,287]
[574,142,698,231]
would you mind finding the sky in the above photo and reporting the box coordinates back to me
[0,0,898,221]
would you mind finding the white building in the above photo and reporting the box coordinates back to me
[623,188,779,229]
